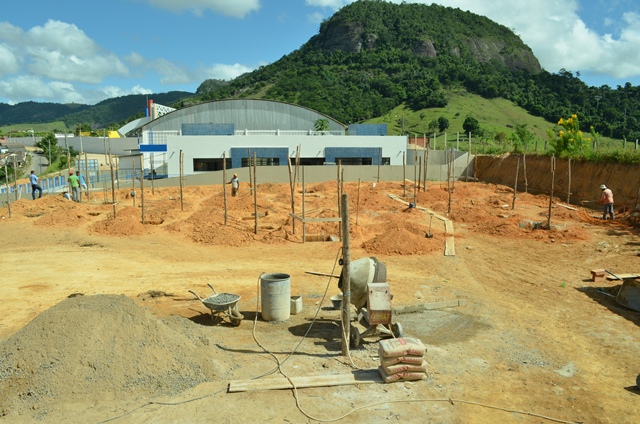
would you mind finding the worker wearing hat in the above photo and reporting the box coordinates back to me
[597,184,614,220]
[67,171,81,202]
[228,173,240,197]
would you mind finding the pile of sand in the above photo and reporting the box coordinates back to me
[0,295,224,419]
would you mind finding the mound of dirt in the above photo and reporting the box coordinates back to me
[361,220,442,255]
[0,295,223,419]
[89,206,149,236]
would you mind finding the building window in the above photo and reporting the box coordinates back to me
[334,157,373,165]
[193,158,231,171]
[242,157,279,166]
[293,158,325,166]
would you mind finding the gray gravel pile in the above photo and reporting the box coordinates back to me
[0,295,224,420]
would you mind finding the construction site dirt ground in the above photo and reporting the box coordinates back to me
[1,180,639,423]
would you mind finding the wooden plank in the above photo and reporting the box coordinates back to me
[555,202,578,211]
[444,236,456,256]
[305,271,341,278]
[289,213,341,223]
[394,299,467,314]
[444,220,454,235]
[228,370,381,393]
[606,273,640,280]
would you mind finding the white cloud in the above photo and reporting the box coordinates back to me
[0,76,84,104]
[198,63,253,80]
[145,0,260,18]
[305,0,349,9]
[0,44,19,76]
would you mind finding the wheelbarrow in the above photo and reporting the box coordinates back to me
[189,284,243,326]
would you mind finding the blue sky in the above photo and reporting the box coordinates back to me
[1,0,639,105]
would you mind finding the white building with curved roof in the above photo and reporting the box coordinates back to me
[136,99,407,177]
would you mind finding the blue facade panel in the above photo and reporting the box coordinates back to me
[230,147,289,169]
[348,124,387,136]
[324,147,381,164]
[140,144,168,152]
[182,123,235,136]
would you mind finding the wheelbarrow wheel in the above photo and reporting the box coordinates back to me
[229,309,244,326]
[392,323,404,338]
[350,326,361,349]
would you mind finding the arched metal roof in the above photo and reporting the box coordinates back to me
[141,99,346,133]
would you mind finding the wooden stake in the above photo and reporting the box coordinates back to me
[247,149,253,189]
[423,148,427,192]
[402,152,406,197]
[340,193,351,357]
[223,152,228,226]
[179,150,184,211]
[3,160,11,218]
[567,157,572,204]
[302,166,306,243]
[115,156,120,191]
[413,150,417,206]
[84,152,90,202]
[548,155,556,229]
[356,178,361,226]
[287,151,295,234]
[447,149,452,214]
[512,155,520,210]
[12,155,18,201]
[132,157,136,207]
[253,152,258,235]
[377,147,381,184]
[418,155,422,195]
[337,160,342,220]
[523,153,528,193]
[108,142,116,218]
[140,154,145,224]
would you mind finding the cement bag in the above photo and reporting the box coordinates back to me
[380,353,426,367]
[383,360,428,375]
[378,366,426,383]
[379,337,426,358]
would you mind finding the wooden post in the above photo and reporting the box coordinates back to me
[413,150,418,205]
[131,157,136,207]
[356,178,361,226]
[422,148,427,192]
[433,132,437,150]
[512,156,520,210]
[179,150,184,211]
[567,157,572,204]
[84,152,91,202]
[12,155,18,201]
[247,149,253,190]
[466,137,470,182]
[222,152,228,226]
[447,150,452,214]
[108,143,116,218]
[337,160,342,220]
[523,153,528,193]
[302,166,306,243]
[424,147,429,192]
[548,155,556,229]
[253,152,258,235]
[451,148,455,194]
[4,160,11,218]
[418,156,422,196]
[456,132,459,151]
[115,156,120,191]
[402,152,406,197]
[150,152,155,195]
[140,154,145,224]
[340,193,351,357]
[287,151,295,234]
[377,147,381,184]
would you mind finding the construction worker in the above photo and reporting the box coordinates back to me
[598,184,614,220]
[228,173,239,197]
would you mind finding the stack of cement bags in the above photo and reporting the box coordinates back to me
[378,337,427,383]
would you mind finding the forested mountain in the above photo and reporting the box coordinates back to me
[0,91,191,129]
[198,0,640,140]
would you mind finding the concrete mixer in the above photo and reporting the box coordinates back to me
[338,256,404,348]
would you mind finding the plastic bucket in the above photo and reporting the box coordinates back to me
[261,273,291,321]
